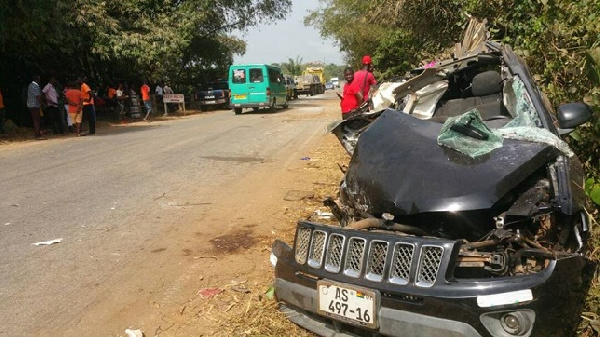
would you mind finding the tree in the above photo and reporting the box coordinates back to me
[281,56,304,76]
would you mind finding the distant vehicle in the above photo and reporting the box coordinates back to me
[295,74,319,96]
[228,64,288,115]
[283,75,298,100]
[303,67,325,94]
[330,77,340,88]
[325,82,334,90]
[195,80,229,111]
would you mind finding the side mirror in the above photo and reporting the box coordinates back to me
[557,102,593,135]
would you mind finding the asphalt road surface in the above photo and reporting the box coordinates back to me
[0,93,339,336]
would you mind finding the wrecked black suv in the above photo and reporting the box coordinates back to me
[271,19,595,337]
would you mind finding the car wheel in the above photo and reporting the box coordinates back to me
[200,105,207,112]
[283,101,288,109]
[234,108,242,115]
[253,107,260,112]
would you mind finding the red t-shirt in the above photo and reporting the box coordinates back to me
[141,84,150,101]
[353,69,377,100]
[65,89,82,114]
[340,81,361,114]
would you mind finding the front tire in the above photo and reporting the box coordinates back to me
[234,108,242,115]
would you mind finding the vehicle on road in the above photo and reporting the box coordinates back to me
[295,74,319,97]
[325,82,334,90]
[284,75,298,100]
[229,64,288,114]
[330,77,340,88]
[304,67,326,94]
[195,80,230,111]
[272,18,594,337]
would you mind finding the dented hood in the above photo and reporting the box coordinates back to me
[343,110,561,215]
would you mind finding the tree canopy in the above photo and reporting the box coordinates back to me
[0,0,291,92]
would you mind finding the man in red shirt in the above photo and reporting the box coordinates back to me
[339,67,363,120]
[353,55,377,102]
[141,80,151,121]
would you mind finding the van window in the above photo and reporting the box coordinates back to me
[232,69,246,83]
[268,69,281,84]
[249,68,264,83]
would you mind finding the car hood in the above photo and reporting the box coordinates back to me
[342,109,561,215]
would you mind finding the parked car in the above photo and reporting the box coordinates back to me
[195,80,229,111]
[284,75,298,100]
[271,18,594,337]
[325,81,334,90]
[229,64,288,114]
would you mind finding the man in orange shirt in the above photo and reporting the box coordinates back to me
[65,81,83,136]
[141,80,151,121]
[0,87,6,134]
[80,76,96,135]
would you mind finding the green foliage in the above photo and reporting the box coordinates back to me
[323,64,345,80]
[281,56,304,76]
[0,0,291,93]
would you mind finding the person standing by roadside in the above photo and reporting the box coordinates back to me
[141,80,152,121]
[27,75,46,140]
[0,87,6,134]
[42,76,64,134]
[80,76,96,135]
[155,83,163,114]
[65,81,83,136]
[338,67,363,120]
[353,55,377,103]
[163,83,174,115]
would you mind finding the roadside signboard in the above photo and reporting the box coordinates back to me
[163,94,186,114]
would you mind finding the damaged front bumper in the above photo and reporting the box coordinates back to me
[272,221,594,337]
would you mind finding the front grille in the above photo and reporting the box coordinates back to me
[416,246,444,287]
[344,238,366,278]
[294,223,448,288]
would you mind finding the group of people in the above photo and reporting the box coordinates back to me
[14,76,176,140]
[25,75,96,139]
[339,55,378,120]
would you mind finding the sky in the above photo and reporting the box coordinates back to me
[232,0,345,66]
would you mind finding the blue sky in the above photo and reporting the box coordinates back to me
[232,0,345,65]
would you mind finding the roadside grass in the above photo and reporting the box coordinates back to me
[579,207,600,336]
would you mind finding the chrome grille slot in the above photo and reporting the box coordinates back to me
[344,238,366,278]
[325,234,345,273]
[308,230,327,268]
[416,245,444,287]
[390,242,415,285]
[295,227,311,264]
[366,241,388,282]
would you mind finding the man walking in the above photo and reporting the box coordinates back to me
[42,76,64,134]
[155,83,163,114]
[141,80,151,121]
[27,75,46,140]
[80,77,95,135]
[353,55,378,102]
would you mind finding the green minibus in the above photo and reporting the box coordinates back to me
[228,64,288,114]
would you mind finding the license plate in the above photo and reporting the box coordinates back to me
[317,280,378,329]
[234,94,246,99]
[204,100,216,104]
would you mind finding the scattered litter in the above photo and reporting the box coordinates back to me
[284,190,314,201]
[124,329,144,337]
[197,288,223,298]
[231,286,251,294]
[111,207,116,210]
[300,156,310,161]
[4,223,10,226]
[32,238,63,246]
[314,209,333,219]
[11,204,19,207]
[264,285,275,300]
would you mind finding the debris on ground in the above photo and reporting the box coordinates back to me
[31,238,63,246]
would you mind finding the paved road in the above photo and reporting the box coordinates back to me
[0,94,338,336]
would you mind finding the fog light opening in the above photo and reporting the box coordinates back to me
[500,312,531,336]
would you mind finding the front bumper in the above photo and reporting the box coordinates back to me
[272,221,594,337]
